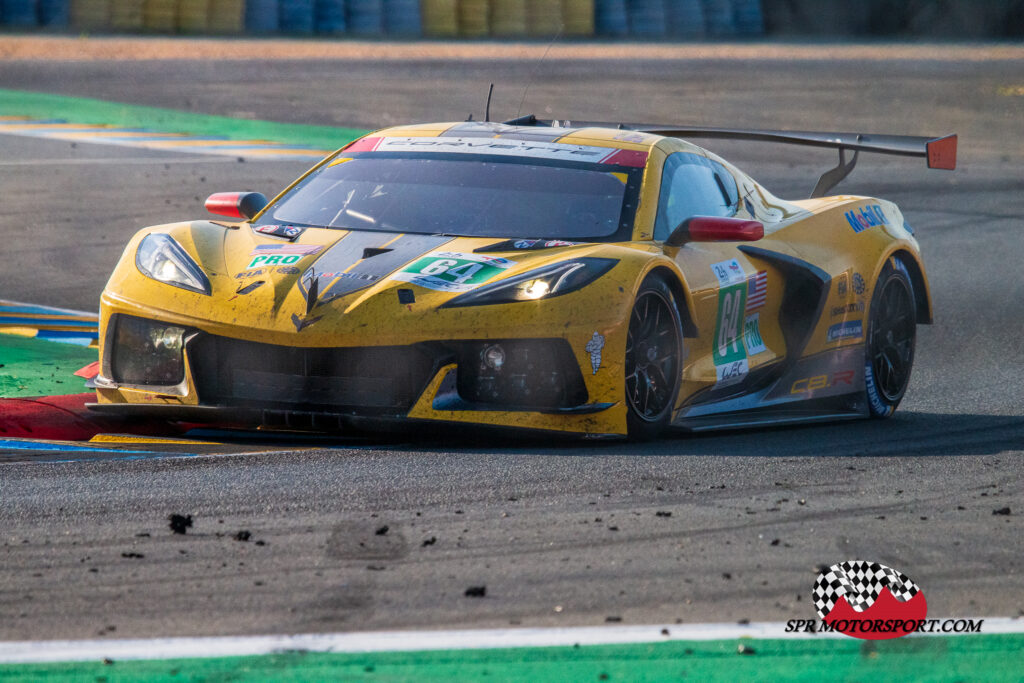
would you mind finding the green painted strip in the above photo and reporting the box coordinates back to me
[0,89,368,151]
[0,334,96,398]
[2,634,1022,682]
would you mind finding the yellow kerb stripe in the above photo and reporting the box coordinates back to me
[89,435,222,445]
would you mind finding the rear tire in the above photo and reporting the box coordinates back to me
[625,276,684,440]
[865,257,916,418]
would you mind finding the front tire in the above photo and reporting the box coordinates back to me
[865,257,917,417]
[625,276,684,440]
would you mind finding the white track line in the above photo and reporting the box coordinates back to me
[0,619,1021,664]
[0,157,238,166]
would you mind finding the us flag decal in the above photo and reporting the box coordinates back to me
[746,270,767,311]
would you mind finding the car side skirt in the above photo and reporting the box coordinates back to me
[672,346,870,430]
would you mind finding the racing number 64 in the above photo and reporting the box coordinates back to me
[420,258,484,284]
[717,289,743,357]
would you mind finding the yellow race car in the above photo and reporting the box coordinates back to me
[90,118,957,439]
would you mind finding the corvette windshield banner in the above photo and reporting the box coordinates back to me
[357,137,648,167]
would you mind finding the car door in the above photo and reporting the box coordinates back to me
[654,150,790,399]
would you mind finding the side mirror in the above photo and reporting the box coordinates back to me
[665,216,764,247]
[204,192,268,220]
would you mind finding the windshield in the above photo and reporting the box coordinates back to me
[257,152,644,242]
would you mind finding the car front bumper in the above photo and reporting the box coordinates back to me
[92,297,630,436]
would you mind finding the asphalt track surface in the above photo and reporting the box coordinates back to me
[1,44,1022,640]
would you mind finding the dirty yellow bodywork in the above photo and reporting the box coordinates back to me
[94,122,931,437]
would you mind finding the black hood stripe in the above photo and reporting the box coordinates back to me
[299,232,454,305]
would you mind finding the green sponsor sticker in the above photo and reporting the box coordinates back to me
[246,253,303,269]
[712,280,749,386]
[713,282,747,367]
[391,252,515,293]
[744,313,767,355]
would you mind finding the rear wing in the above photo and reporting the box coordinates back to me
[503,115,957,198]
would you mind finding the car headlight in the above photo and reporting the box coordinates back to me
[441,258,617,308]
[136,233,211,295]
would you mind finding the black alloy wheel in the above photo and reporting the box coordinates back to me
[625,277,683,439]
[866,259,916,417]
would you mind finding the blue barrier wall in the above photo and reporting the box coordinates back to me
[37,0,69,25]
[2,0,39,26]
[627,0,666,37]
[245,0,280,31]
[4,1,1024,37]
[347,0,383,34]
[384,0,421,35]
[314,0,346,33]
[279,0,315,33]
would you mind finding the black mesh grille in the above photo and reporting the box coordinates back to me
[188,335,445,415]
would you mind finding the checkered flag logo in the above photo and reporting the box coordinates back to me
[813,560,921,619]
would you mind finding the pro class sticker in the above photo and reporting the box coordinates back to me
[391,252,515,293]
[247,244,322,269]
[743,313,768,355]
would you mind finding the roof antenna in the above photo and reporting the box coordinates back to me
[485,83,494,122]
[514,26,563,126]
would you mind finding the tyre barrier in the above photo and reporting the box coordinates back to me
[145,0,178,31]
[244,0,278,32]
[38,0,70,25]
[278,0,314,33]
[524,0,557,36]
[348,0,382,34]
[421,0,456,36]
[562,0,593,36]
[70,0,110,30]
[0,0,773,37]
[177,0,210,32]
[595,0,627,36]
[314,0,345,33]
[490,0,525,36]
[627,0,666,37]
[2,0,38,26]
[666,0,704,37]
[457,0,487,37]
[208,0,244,32]
[732,0,761,34]
[384,0,421,35]
[111,0,145,30]
[701,0,736,36]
